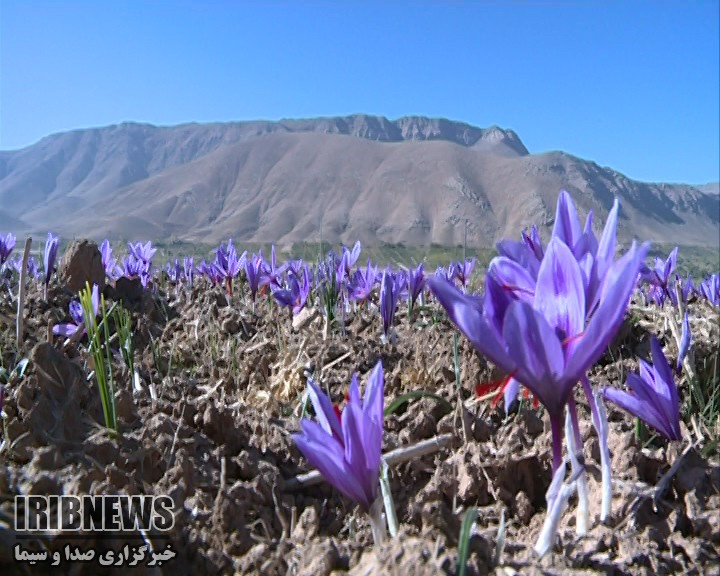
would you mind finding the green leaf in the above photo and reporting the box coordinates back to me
[456,507,479,576]
[383,391,453,417]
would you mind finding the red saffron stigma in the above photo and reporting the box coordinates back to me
[475,373,514,408]
[561,331,585,347]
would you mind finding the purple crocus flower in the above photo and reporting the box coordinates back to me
[677,273,693,305]
[42,233,59,296]
[116,254,150,286]
[453,258,475,290]
[496,235,543,281]
[99,239,118,281]
[494,191,621,321]
[195,259,211,279]
[127,241,157,267]
[434,265,456,284]
[522,224,545,261]
[10,254,37,278]
[285,259,305,277]
[601,335,681,440]
[406,262,426,312]
[213,239,247,297]
[379,270,404,337]
[261,244,287,289]
[183,256,194,289]
[341,241,362,274]
[639,246,678,304]
[292,360,384,512]
[273,265,311,314]
[699,273,719,306]
[52,284,100,338]
[27,256,38,279]
[0,233,16,265]
[430,237,648,470]
[245,252,266,303]
[676,310,691,374]
[348,259,378,303]
[166,259,181,282]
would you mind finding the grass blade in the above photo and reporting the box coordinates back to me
[456,507,479,576]
[383,390,453,416]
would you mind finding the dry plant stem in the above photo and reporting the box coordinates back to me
[286,433,453,490]
[319,351,352,376]
[652,442,695,511]
[15,237,31,349]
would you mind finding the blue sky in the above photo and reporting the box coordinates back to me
[1,1,718,184]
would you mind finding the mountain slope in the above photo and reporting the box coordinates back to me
[0,115,717,248]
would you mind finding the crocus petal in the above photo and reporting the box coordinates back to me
[52,323,79,337]
[534,237,586,342]
[488,257,536,303]
[502,300,566,416]
[676,311,691,374]
[362,361,384,428]
[663,247,678,283]
[427,277,515,374]
[340,403,375,510]
[496,239,540,279]
[292,428,368,506]
[600,386,677,440]
[90,284,100,316]
[306,379,342,439]
[503,377,520,413]
[566,242,649,384]
[551,190,581,249]
[649,336,681,437]
[595,199,619,281]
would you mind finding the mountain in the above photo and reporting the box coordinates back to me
[0,115,718,249]
[695,182,719,196]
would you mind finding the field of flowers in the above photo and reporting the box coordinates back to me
[0,190,718,575]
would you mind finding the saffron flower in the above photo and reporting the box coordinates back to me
[260,244,287,289]
[10,254,37,278]
[341,241,362,273]
[273,266,311,314]
[43,233,59,298]
[676,310,691,374]
[213,239,247,298]
[453,258,475,290]
[99,239,118,280]
[292,361,384,514]
[379,270,403,338]
[699,273,719,306]
[348,259,378,303]
[127,241,157,267]
[405,262,426,313]
[52,284,100,338]
[166,259,181,282]
[601,335,681,441]
[639,246,678,304]
[434,265,456,284]
[430,237,648,470]
[244,253,266,305]
[0,233,16,265]
[183,256,194,289]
